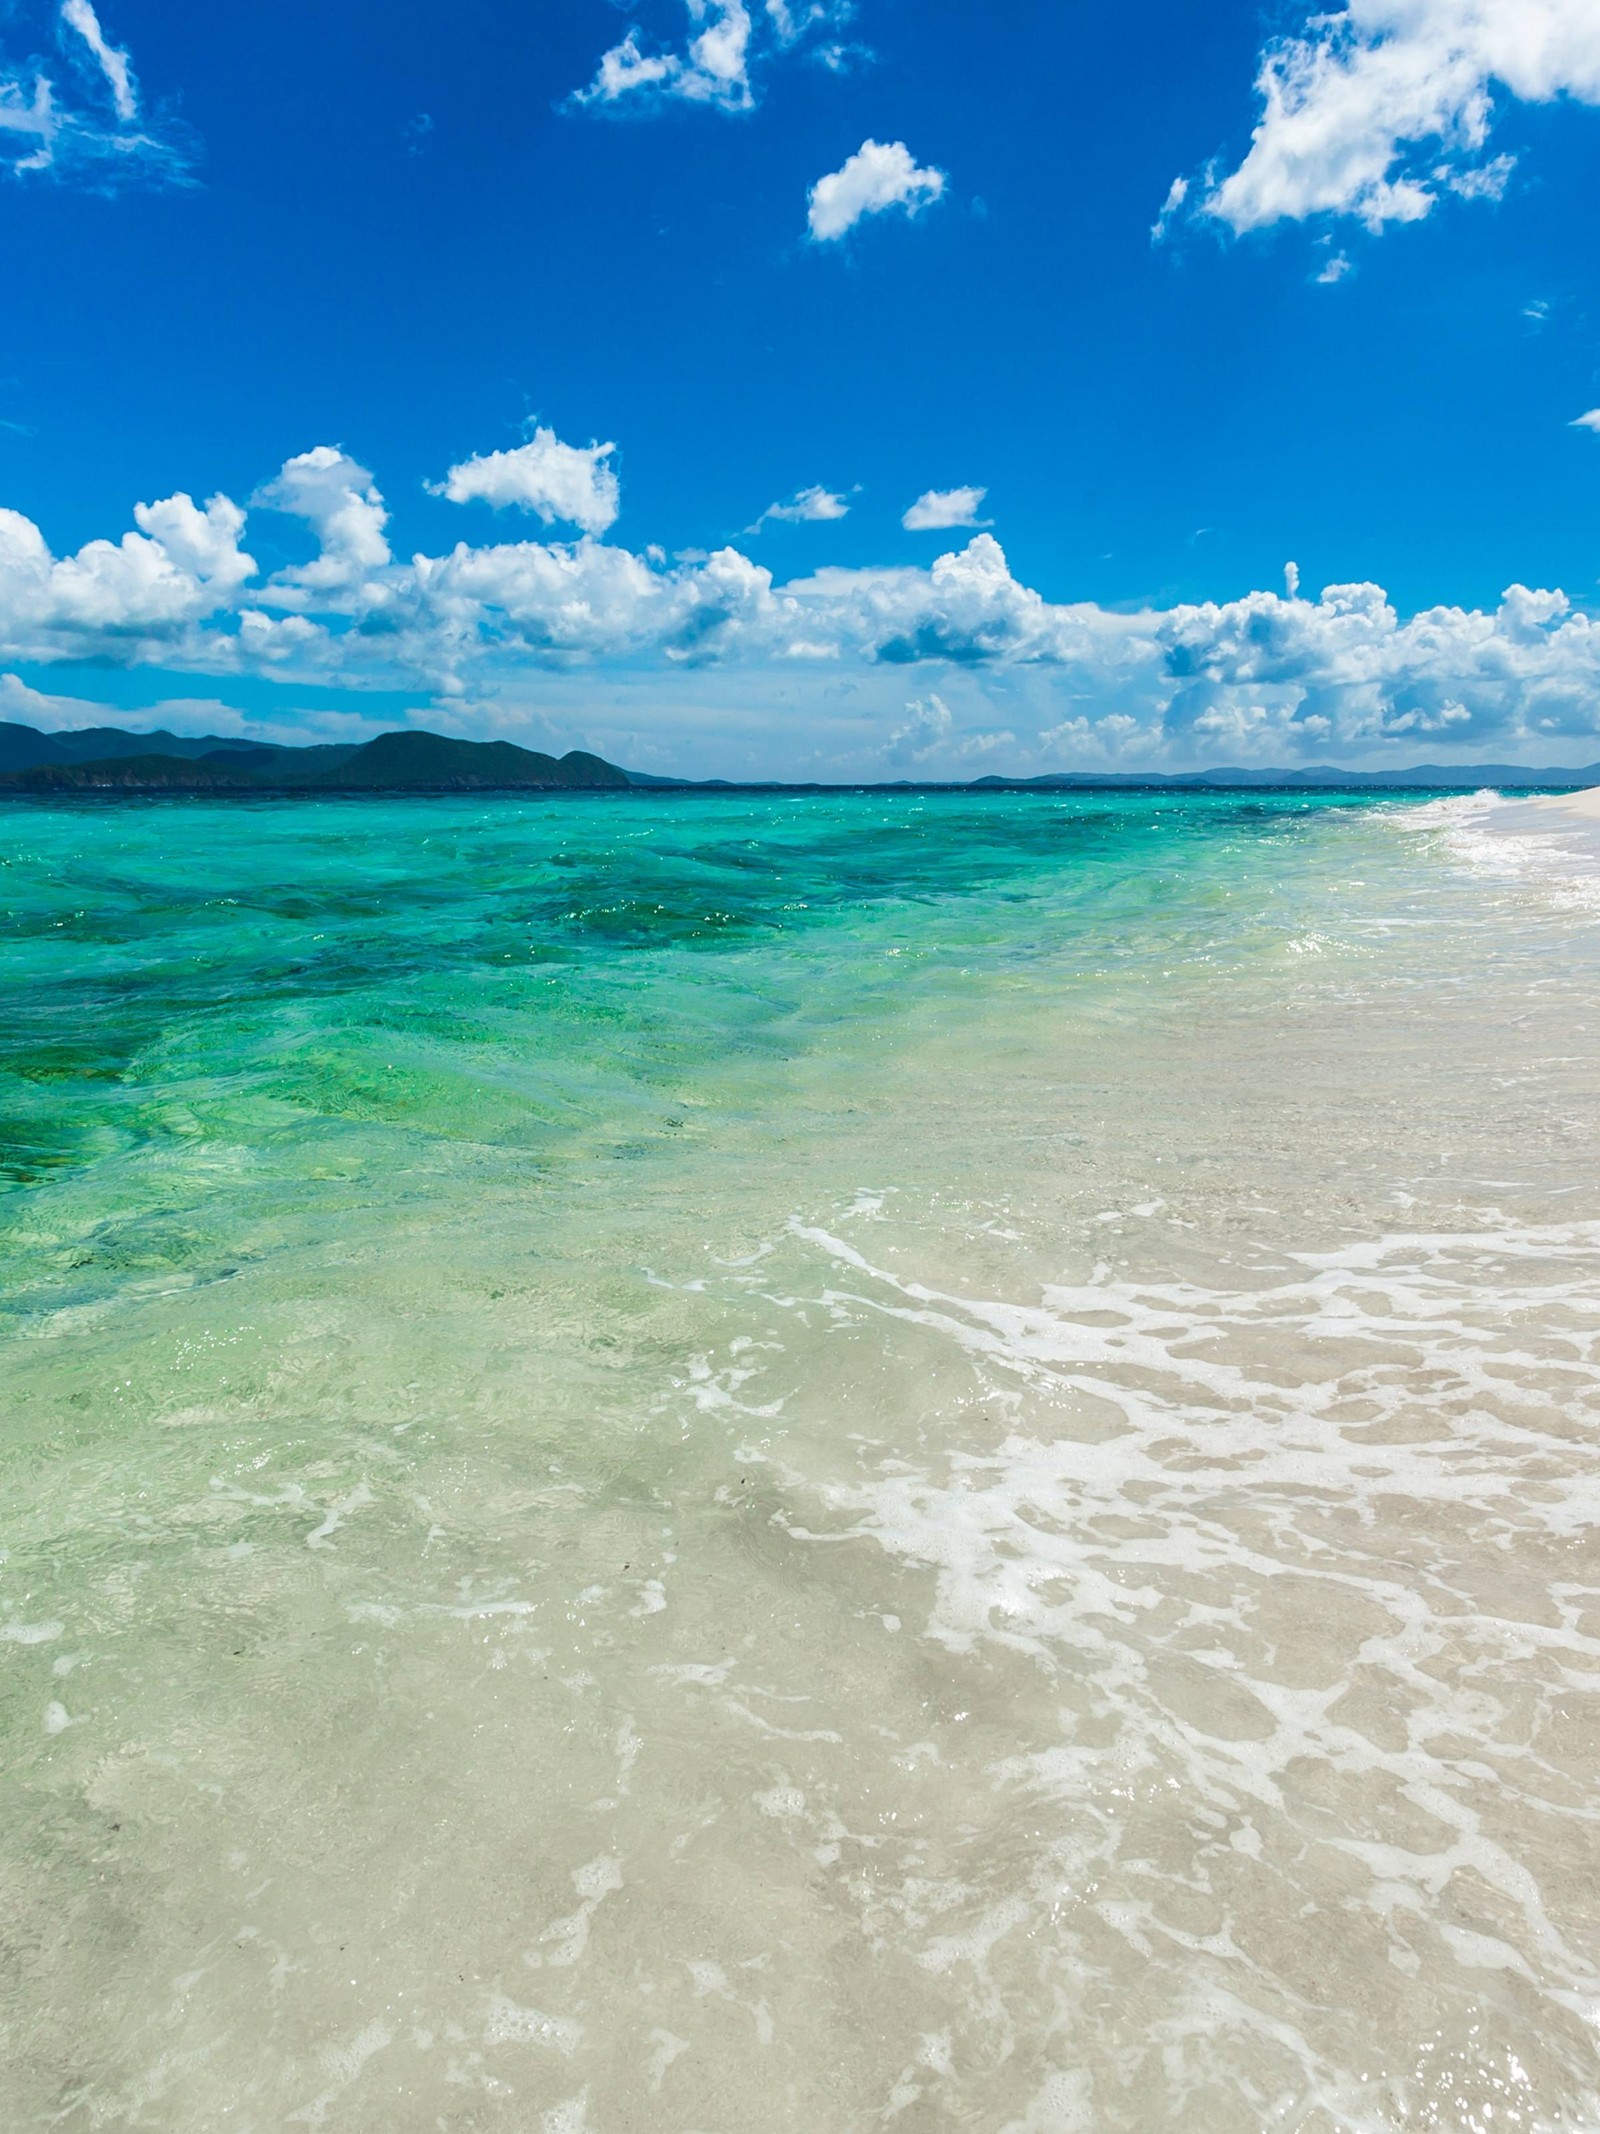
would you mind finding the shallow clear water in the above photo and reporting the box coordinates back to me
[2,789,1599,2132]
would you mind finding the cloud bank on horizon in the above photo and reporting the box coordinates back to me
[6,434,1600,778]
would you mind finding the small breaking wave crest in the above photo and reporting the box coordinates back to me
[1384,788,1600,918]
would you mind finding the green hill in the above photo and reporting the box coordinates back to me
[0,730,633,795]
[302,732,629,790]
[0,722,315,773]
[1,753,273,792]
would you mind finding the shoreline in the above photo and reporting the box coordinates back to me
[3,776,1599,808]
[1519,782,1600,823]
[1487,780,1600,840]
[1466,781,1600,906]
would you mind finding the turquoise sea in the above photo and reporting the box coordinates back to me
[3,789,1600,2131]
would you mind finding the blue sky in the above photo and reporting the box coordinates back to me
[6,0,1600,774]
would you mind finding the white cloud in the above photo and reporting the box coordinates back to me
[882,693,1015,768]
[573,0,856,112]
[0,75,55,173]
[61,0,134,122]
[575,31,680,105]
[1316,250,1352,282]
[253,447,391,606]
[902,486,988,532]
[0,0,189,184]
[1154,578,1600,756]
[887,690,953,762]
[684,0,754,102]
[0,486,255,660]
[807,138,945,241]
[1150,174,1188,243]
[439,429,621,536]
[132,492,255,593]
[1572,408,1600,432]
[0,670,124,728]
[9,442,1600,774]
[1448,149,1516,199]
[0,672,389,747]
[747,484,852,532]
[765,1,833,42]
[1192,0,1600,236]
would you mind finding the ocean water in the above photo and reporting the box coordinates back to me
[2,787,1599,2132]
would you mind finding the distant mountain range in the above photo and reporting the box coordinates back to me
[0,720,1595,795]
[967,762,1600,791]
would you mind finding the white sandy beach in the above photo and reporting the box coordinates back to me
[1527,783,1600,821]
[1484,782,1600,867]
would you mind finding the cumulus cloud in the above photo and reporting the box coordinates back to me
[883,693,1016,768]
[902,486,988,532]
[0,487,255,661]
[886,691,952,762]
[130,492,255,594]
[572,0,850,112]
[807,138,945,241]
[1187,0,1600,236]
[1572,408,1600,432]
[0,0,190,184]
[1154,578,1600,756]
[7,443,1600,771]
[253,447,391,606]
[747,484,852,532]
[438,429,621,536]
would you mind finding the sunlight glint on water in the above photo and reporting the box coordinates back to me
[1,789,1598,2131]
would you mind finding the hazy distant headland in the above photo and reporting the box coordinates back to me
[1,719,1596,796]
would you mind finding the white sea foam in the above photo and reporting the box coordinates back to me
[680,1205,1600,2122]
[0,1617,63,1643]
[1387,789,1600,916]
